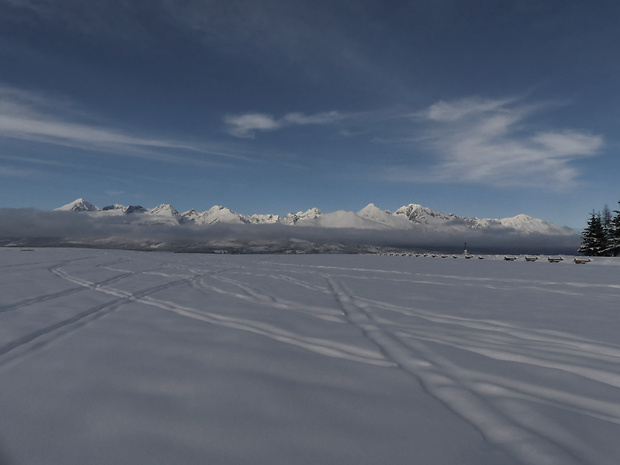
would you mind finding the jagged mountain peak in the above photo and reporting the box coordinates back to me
[181,209,201,221]
[148,204,180,216]
[102,204,126,211]
[394,203,452,223]
[248,213,281,224]
[358,203,385,214]
[190,205,244,225]
[395,203,431,215]
[207,205,237,214]
[125,205,147,214]
[499,214,571,235]
[296,208,322,217]
[357,203,409,228]
[280,208,323,225]
[55,198,100,212]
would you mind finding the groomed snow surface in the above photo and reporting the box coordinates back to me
[1,249,619,465]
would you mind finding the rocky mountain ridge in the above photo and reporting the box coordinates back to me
[55,198,574,237]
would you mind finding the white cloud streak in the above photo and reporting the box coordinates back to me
[224,110,346,138]
[425,97,516,122]
[391,97,603,190]
[224,113,281,139]
[0,85,251,165]
[0,165,35,178]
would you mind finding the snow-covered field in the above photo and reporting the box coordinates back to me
[1,248,619,465]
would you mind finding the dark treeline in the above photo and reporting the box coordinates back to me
[579,202,620,256]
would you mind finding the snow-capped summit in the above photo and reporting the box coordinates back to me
[394,204,453,224]
[358,203,388,219]
[125,205,147,214]
[192,206,246,225]
[102,204,127,212]
[99,204,148,214]
[357,203,412,229]
[181,209,202,222]
[148,204,180,216]
[281,208,323,225]
[145,204,183,224]
[55,198,100,212]
[499,214,573,236]
[247,214,281,224]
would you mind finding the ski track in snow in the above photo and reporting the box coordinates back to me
[325,277,591,465]
[43,258,391,367]
[1,249,619,465]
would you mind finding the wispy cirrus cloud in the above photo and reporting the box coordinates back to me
[0,85,251,165]
[424,97,517,123]
[105,190,125,197]
[388,97,603,190]
[0,165,36,178]
[224,110,346,138]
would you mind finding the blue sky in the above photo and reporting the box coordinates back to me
[0,0,618,229]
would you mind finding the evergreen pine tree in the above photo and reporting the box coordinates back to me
[602,205,612,235]
[601,204,613,255]
[579,211,607,256]
[608,202,620,257]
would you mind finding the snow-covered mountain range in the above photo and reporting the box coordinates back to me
[56,198,574,236]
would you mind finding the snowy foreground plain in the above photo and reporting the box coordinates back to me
[1,248,619,465]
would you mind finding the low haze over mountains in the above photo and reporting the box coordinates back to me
[1,197,574,254]
[57,198,573,237]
